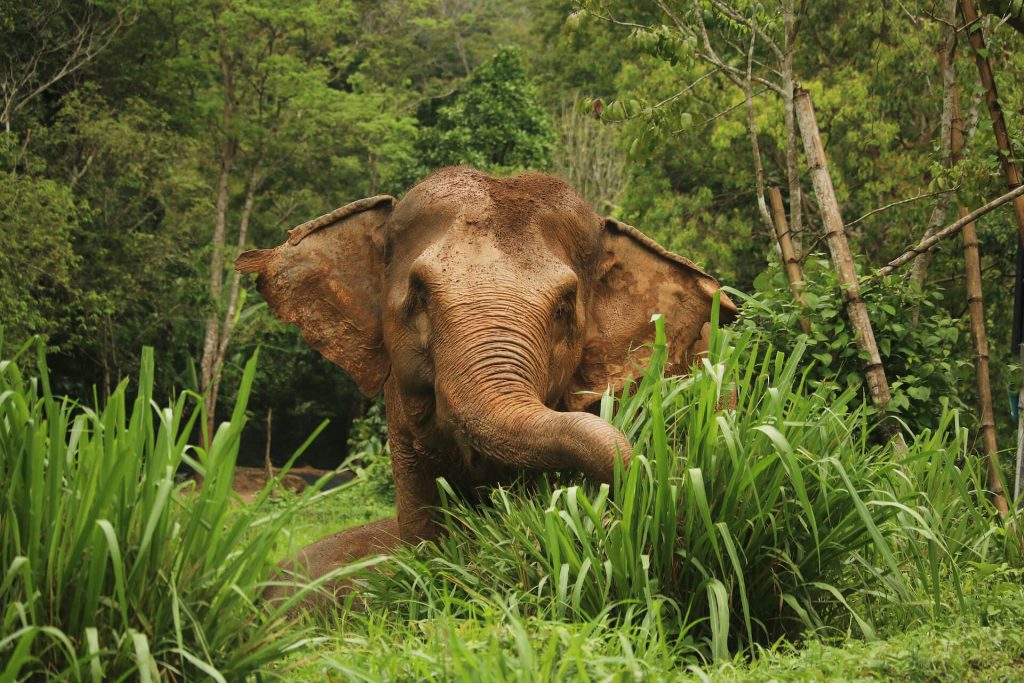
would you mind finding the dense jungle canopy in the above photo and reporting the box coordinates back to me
[3,0,1024,467]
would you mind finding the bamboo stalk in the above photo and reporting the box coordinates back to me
[794,88,905,449]
[768,186,811,333]
[961,0,1024,240]
[961,0,1024,506]
[952,83,1009,514]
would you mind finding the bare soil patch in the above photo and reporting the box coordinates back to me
[229,466,355,503]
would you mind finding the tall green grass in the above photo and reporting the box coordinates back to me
[0,339,360,680]
[355,302,1018,664]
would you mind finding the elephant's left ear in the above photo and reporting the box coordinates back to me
[235,196,395,397]
[564,217,738,411]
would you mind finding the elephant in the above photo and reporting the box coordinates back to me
[236,166,737,604]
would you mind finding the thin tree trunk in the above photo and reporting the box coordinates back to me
[795,88,905,449]
[768,186,811,333]
[454,32,471,77]
[911,2,957,293]
[200,146,234,445]
[368,151,378,195]
[199,38,237,446]
[265,407,274,492]
[952,80,1009,513]
[783,0,806,257]
[206,163,260,442]
[961,0,1024,507]
[743,31,772,232]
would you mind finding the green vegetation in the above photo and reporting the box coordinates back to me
[5,0,1024,680]
[419,47,555,173]
[6,0,1022,466]
[736,260,970,433]
[0,339,363,680]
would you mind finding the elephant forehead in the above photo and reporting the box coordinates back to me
[425,226,571,282]
[393,167,600,260]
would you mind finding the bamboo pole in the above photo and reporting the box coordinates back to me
[768,186,811,333]
[961,0,1024,505]
[794,88,905,449]
[961,0,1024,240]
[952,84,1009,514]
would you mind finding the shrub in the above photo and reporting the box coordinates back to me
[417,46,555,174]
[0,340,352,680]
[735,257,970,434]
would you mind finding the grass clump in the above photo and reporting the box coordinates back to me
[343,304,1016,668]
[0,339,351,680]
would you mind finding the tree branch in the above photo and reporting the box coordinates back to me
[872,183,1024,280]
[845,186,960,229]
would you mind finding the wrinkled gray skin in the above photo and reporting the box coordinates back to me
[237,166,736,605]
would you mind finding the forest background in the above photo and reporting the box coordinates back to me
[4,0,1024,472]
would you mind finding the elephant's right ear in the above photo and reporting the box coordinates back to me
[235,195,395,397]
[564,217,738,411]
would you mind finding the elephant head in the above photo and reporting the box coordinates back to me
[238,166,736,551]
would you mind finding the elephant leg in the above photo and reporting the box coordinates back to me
[264,517,403,610]
[264,444,443,611]
[392,444,443,543]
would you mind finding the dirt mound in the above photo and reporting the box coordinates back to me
[230,466,355,503]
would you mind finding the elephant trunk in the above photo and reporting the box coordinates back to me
[433,290,630,483]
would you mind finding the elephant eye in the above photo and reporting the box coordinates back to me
[553,290,577,332]
[405,274,429,316]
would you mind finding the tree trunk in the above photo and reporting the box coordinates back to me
[782,2,803,258]
[951,80,1009,514]
[794,88,905,449]
[265,407,274,492]
[200,146,234,445]
[204,163,260,441]
[910,3,957,294]
[768,186,810,333]
[742,31,773,233]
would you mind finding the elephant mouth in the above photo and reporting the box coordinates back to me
[457,439,484,470]
[453,435,516,485]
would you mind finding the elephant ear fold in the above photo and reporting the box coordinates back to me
[235,195,395,397]
[564,217,738,411]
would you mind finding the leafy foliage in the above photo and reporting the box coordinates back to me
[736,258,970,434]
[418,46,555,173]
[5,0,1024,678]
[344,398,395,501]
[0,170,79,351]
[4,0,1023,466]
